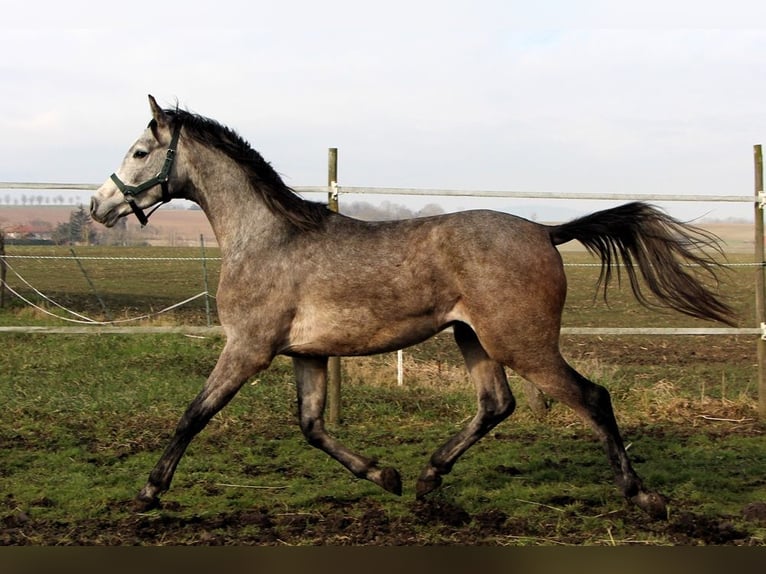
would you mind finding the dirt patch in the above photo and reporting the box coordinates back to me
[412,499,471,527]
[560,335,753,368]
[2,496,763,546]
[742,502,766,524]
[667,511,750,545]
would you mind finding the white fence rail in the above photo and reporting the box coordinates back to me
[1,182,755,203]
[0,182,760,336]
[0,181,756,340]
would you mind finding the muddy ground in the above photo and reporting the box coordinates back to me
[2,336,765,546]
[3,493,766,546]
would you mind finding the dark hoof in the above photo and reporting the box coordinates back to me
[379,467,403,496]
[416,474,442,499]
[630,491,668,520]
[131,494,161,513]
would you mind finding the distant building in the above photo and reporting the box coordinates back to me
[3,222,54,242]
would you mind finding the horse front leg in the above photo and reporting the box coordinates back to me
[292,356,402,495]
[133,342,270,511]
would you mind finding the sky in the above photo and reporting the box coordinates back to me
[2,1,766,221]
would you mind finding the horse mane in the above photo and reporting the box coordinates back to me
[164,107,331,231]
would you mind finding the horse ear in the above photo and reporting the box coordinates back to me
[148,94,169,127]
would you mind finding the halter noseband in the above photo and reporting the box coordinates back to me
[110,121,183,227]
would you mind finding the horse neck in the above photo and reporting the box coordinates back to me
[182,142,288,256]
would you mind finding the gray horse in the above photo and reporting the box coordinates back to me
[90,96,735,519]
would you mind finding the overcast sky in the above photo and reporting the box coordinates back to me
[2,1,765,221]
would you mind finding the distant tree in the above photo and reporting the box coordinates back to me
[52,221,70,245]
[342,200,423,221]
[52,205,97,245]
[378,201,413,220]
[71,205,96,244]
[95,216,128,246]
[416,203,445,217]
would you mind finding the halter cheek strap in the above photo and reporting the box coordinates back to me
[110,122,183,227]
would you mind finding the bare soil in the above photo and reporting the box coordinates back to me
[1,503,759,546]
[2,467,763,546]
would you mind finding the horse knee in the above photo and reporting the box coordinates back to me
[580,380,618,425]
[299,417,326,448]
[480,391,516,427]
[499,393,516,418]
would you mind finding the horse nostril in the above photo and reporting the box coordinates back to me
[89,197,97,215]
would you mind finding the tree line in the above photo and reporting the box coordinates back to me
[6,200,446,246]
[340,200,444,221]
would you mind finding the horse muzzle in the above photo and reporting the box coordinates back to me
[90,187,128,227]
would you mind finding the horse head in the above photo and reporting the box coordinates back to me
[90,95,184,227]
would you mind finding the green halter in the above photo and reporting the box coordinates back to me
[109,121,182,227]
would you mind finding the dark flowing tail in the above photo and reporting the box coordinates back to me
[548,201,737,326]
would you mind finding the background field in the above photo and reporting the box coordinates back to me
[0,204,757,249]
[1,223,765,545]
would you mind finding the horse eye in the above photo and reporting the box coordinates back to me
[133,150,149,159]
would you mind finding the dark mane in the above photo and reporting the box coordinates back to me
[165,108,331,231]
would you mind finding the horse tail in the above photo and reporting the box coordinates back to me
[548,201,737,326]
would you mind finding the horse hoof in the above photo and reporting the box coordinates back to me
[415,474,442,499]
[630,491,668,520]
[378,467,403,496]
[131,494,161,513]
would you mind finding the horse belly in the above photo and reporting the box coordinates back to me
[282,303,448,357]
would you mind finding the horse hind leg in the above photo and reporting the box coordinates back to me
[292,356,402,495]
[517,354,668,519]
[416,323,516,498]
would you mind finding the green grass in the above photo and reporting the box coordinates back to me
[1,332,764,545]
[0,246,764,545]
[0,245,221,325]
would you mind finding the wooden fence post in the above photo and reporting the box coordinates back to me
[0,229,5,308]
[754,144,766,421]
[200,234,212,327]
[327,147,342,425]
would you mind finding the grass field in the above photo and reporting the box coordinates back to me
[1,245,765,545]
